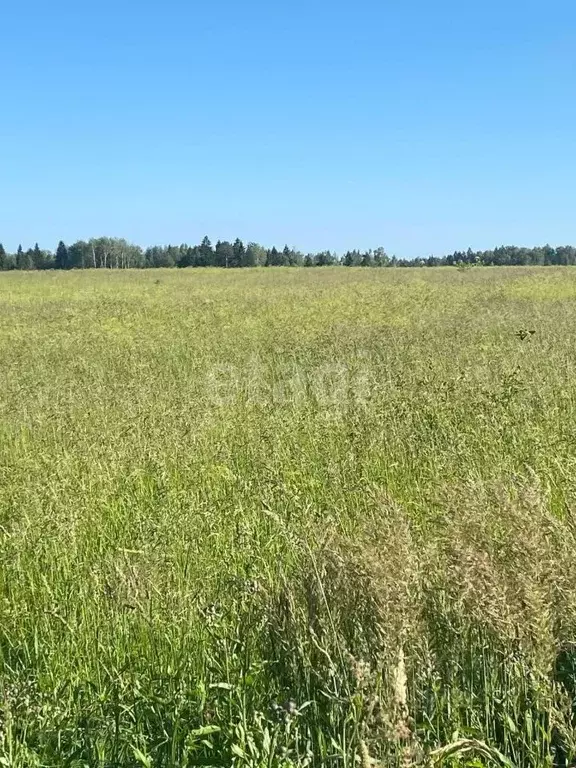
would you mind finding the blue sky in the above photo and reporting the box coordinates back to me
[1,0,575,257]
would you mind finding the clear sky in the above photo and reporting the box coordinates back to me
[1,0,575,257]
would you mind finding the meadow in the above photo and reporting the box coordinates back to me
[1,266,576,767]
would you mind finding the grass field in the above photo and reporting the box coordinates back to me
[1,266,576,767]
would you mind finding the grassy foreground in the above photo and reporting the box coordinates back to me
[1,266,576,767]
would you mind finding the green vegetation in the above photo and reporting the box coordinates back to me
[2,238,576,270]
[1,266,576,767]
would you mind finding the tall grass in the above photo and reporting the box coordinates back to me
[1,267,576,766]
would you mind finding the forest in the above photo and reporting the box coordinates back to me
[1,237,576,270]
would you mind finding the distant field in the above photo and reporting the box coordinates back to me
[1,266,576,767]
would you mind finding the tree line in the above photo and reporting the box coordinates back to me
[1,237,575,271]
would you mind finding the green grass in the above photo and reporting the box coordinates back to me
[1,266,576,767]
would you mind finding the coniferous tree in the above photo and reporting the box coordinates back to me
[176,246,197,268]
[196,236,213,267]
[266,247,281,266]
[282,245,293,266]
[232,238,245,268]
[32,243,45,269]
[55,241,69,270]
